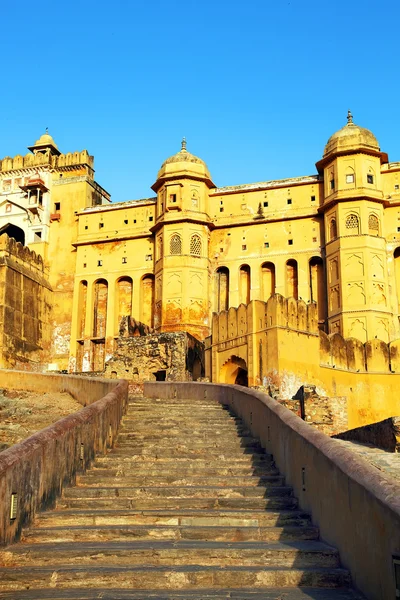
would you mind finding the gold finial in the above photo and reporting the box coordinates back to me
[347,110,353,124]
[181,137,187,151]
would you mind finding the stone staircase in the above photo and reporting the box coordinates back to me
[0,395,364,599]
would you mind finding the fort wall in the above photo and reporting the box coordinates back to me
[208,294,400,427]
[0,234,52,369]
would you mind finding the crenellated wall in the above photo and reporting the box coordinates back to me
[0,150,93,172]
[207,293,400,427]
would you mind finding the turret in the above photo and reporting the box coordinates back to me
[318,112,392,341]
[150,140,214,340]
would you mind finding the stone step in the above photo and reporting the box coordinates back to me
[57,496,299,511]
[126,404,227,418]
[0,540,340,569]
[62,485,293,500]
[0,394,358,599]
[113,442,263,452]
[123,419,244,427]
[76,474,285,487]
[21,523,320,544]
[101,448,271,460]
[128,399,221,405]
[114,437,260,448]
[33,508,313,528]
[89,465,279,477]
[116,429,253,439]
[0,587,366,600]
[121,417,241,424]
[0,565,352,592]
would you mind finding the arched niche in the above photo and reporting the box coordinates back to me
[140,274,155,327]
[261,262,275,300]
[215,267,229,312]
[286,259,298,300]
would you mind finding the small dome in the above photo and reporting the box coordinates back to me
[33,130,58,150]
[156,138,211,181]
[323,111,380,158]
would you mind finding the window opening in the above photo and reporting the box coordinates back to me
[345,214,359,232]
[190,234,202,256]
[368,214,379,235]
[170,234,182,255]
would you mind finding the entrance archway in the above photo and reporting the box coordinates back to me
[0,224,25,245]
[219,356,248,386]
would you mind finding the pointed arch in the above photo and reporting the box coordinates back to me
[170,234,182,255]
[261,262,275,300]
[0,224,25,245]
[140,274,155,327]
[286,259,298,299]
[215,267,229,312]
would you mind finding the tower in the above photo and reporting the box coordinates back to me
[316,111,392,342]
[151,140,215,340]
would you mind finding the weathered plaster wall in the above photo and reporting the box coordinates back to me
[104,331,204,382]
[0,234,52,369]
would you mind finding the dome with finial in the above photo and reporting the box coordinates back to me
[154,138,213,187]
[28,128,60,155]
[323,111,380,158]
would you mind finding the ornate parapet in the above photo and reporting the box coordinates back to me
[0,150,93,173]
[319,329,400,374]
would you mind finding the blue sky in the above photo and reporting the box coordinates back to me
[1,0,400,202]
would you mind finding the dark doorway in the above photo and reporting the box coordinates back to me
[235,368,248,387]
[0,224,25,245]
[154,370,166,381]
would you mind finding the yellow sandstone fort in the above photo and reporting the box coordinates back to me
[1,112,400,428]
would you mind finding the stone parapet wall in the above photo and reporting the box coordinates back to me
[0,371,128,545]
[144,381,400,600]
[333,417,400,452]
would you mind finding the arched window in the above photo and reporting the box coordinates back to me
[216,267,229,312]
[261,262,275,300]
[309,257,325,323]
[239,265,251,304]
[368,214,379,236]
[170,234,182,255]
[367,167,376,185]
[286,259,298,299]
[190,234,202,256]
[116,277,133,333]
[345,167,355,185]
[93,279,108,338]
[141,274,155,327]
[157,235,163,260]
[191,190,199,209]
[345,214,360,234]
[78,281,88,339]
[0,223,25,245]
[330,218,337,240]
